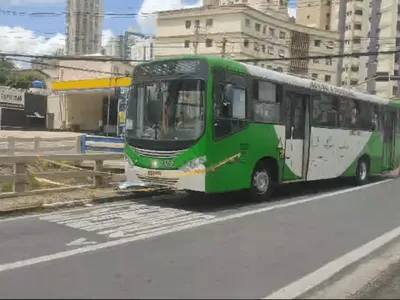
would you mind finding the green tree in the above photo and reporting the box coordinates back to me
[0,59,14,86]
[6,72,46,90]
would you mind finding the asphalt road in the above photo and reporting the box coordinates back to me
[0,176,399,298]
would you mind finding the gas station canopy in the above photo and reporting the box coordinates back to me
[51,77,132,93]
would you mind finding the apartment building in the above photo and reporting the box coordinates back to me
[297,0,400,98]
[296,0,340,31]
[66,0,104,56]
[155,4,339,84]
[131,37,155,62]
[218,0,289,18]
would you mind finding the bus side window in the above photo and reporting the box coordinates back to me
[338,97,359,129]
[312,93,337,128]
[252,79,281,123]
[371,104,380,131]
[213,83,247,139]
[396,110,400,134]
[358,102,372,131]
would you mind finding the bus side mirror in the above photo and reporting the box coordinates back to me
[224,84,233,102]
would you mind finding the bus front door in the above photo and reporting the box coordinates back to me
[382,111,395,171]
[283,91,310,181]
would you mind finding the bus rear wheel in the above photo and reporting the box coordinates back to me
[355,157,370,185]
[249,161,275,202]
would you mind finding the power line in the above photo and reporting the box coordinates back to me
[1,48,400,64]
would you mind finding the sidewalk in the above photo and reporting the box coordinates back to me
[353,259,400,299]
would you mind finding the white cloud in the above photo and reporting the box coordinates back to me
[0,27,114,56]
[288,7,296,18]
[137,0,202,34]
[0,26,65,56]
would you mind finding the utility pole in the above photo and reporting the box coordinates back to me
[193,23,199,55]
[221,38,227,58]
[346,0,356,86]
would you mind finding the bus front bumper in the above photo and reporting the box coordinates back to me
[124,163,206,192]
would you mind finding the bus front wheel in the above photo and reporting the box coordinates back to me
[249,161,275,202]
[355,157,370,185]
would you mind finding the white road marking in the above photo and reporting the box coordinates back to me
[66,238,97,247]
[40,202,215,239]
[0,178,392,274]
[0,194,173,224]
[264,223,400,299]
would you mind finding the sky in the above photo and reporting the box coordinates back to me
[0,0,297,58]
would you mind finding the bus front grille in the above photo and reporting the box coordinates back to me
[133,147,186,159]
[137,175,179,187]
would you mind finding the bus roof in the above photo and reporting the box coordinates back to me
[137,56,400,108]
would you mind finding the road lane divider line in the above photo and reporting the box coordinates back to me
[0,178,392,274]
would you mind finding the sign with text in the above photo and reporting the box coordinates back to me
[0,88,25,109]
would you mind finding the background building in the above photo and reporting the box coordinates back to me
[297,0,400,98]
[66,0,104,56]
[48,54,132,132]
[131,37,155,62]
[156,4,339,84]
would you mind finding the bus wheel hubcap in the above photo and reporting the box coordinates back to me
[254,170,269,194]
[360,162,367,180]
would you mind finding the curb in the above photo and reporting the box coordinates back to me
[0,190,177,218]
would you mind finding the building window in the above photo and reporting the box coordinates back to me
[206,19,213,26]
[314,40,321,47]
[325,58,332,65]
[269,28,275,36]
[313,58,319,64]
[255,23,261,31]
[279,31,286,39]
[325,75,331,82]
[278,49,285,57]
[267,46,274,54]
[355,9,363,15]
[185,21,191,29]
[263,25,266,34]
[262,44,266,52]
[184,40,190,48]
[206,39,213,47]
[312,73,318,79]
[254,42,260,51]
[244,39,249,47]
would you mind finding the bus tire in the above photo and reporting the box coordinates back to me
[249,160,275,202]
[355,157,370,185]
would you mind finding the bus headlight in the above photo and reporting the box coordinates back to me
[179,156,206,172]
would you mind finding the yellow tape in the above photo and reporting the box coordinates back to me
[35,152,241,179]
[27,152,242,198]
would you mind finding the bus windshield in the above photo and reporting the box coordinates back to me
[126,79,205,142]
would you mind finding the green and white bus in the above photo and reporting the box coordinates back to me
[124,55,400,201]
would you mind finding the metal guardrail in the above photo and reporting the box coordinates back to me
[81,135,124,153]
